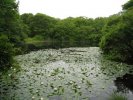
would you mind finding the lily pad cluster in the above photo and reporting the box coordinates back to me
[0,47,132,100]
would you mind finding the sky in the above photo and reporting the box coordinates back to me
[18,0,128,19]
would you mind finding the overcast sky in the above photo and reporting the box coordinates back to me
[18,0,128,19]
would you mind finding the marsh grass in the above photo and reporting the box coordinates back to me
[108,92,127,100]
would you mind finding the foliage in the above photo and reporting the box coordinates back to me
[25,35,44,43]
[21,13,58,38]
[21,14,106,46]
[0,35,14,69]
[0,0,27,69]
[123,0,133,10]
[108,93,127,100]
[52,17,76,42]
[100,4,133,63]
[20,13,34,25]
[0,0,26,54]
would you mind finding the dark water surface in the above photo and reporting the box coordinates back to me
[0,47,133,100]
[26,41,95,52]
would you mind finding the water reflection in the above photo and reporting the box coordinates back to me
[114,74,133,93]
[26,41,95,52]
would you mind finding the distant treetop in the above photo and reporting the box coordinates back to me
[123,0,133,10]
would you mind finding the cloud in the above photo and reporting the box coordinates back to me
[18,0,128,19]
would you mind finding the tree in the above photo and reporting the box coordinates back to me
[0,35,14,69]
[52,17,76,42]
[0,0,24,41]
[100,9,133,63]
[123,0,133,10]
[0,0,24,69]
[20,13,33,37]
[21,13,34,25]
[29,13,58,38]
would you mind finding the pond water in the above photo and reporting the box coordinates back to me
[26,41,96,53]
[0,47,133,100]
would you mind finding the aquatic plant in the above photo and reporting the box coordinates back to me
[50,68,60,76]
[0,47,132,100]
[108,93,127,100]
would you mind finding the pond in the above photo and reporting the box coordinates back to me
[26,41,97,52]
[0,47,133,100]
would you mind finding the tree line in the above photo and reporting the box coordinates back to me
[21,13,106,46]
[0,0,133,69]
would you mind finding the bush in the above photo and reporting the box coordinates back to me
[100,11,133,63]
[25,35,44,43]
[0,35,14,69]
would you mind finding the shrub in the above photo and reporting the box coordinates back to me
[0,35,14,69]
[100,11,133,63]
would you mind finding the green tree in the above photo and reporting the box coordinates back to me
[100,9,133,63]
[0,35,14,69]
[20,13,33,37]
[29,13,58,38]
[53,17,76,42]
[21,13,34,25]
[123,0,133,10]
[0,0,25,69]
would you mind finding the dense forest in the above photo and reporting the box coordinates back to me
[0,0,133,70]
